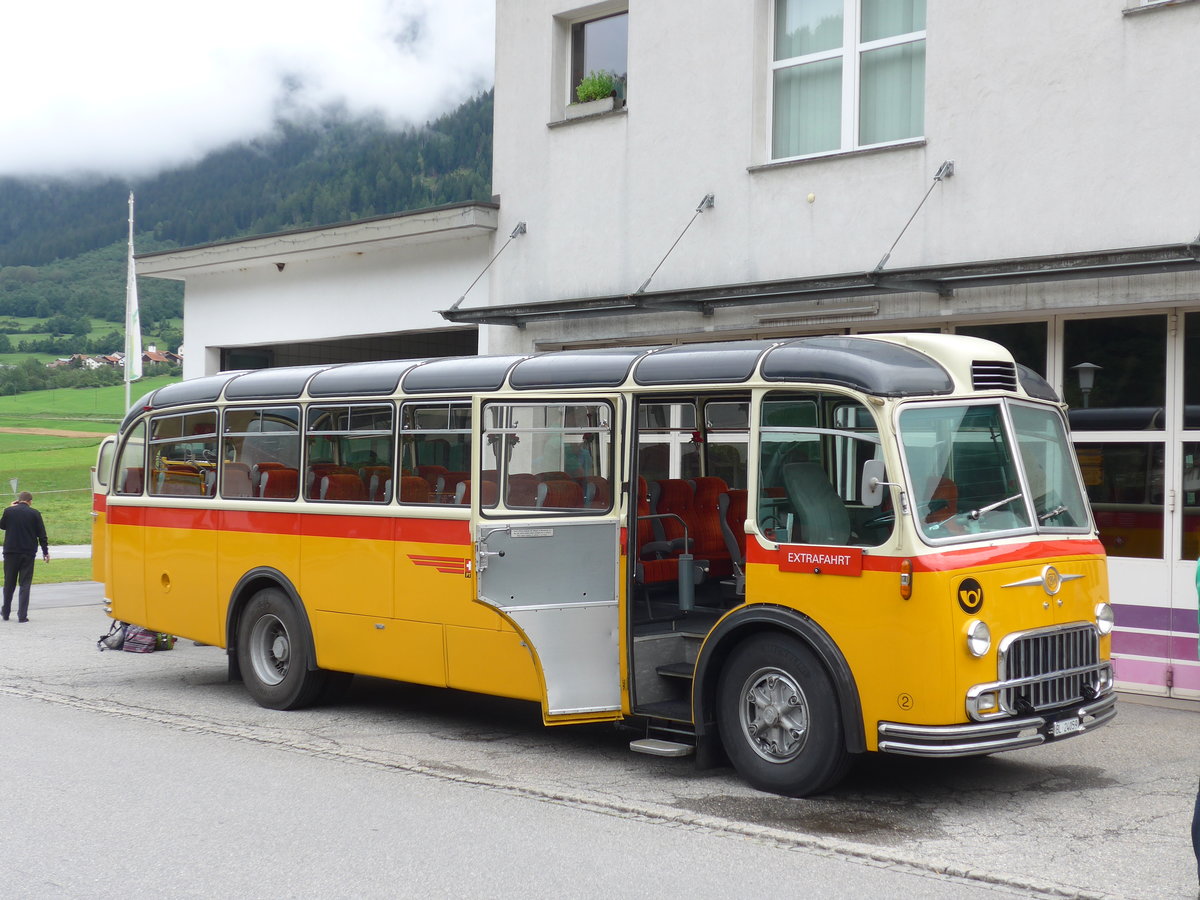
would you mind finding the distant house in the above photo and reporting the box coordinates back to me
[142,345,182,366]
[46,354,102,370]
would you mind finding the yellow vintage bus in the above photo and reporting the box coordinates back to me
[92,334,1116,795]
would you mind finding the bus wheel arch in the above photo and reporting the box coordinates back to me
[226,569,328,710]
[692,607,866,787]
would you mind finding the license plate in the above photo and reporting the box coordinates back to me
[1051,717,1082,737]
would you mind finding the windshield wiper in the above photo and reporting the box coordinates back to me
[968,493,1023,521]
[1039,504,1068,522]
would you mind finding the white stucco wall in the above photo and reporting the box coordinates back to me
[139,206,497,379]
[488,0,1200,343]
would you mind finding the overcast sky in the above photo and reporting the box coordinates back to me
[0,0,495,179]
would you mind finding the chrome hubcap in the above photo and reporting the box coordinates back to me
[249,613,290,686]
[739,667,810,763]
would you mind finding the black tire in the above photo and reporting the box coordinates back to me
[717,634,850,797]
[237,587,328,710]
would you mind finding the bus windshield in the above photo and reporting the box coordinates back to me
[898,400,1090,542]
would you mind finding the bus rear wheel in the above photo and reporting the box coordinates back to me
[237,587,328,710]
[717,634,849,797]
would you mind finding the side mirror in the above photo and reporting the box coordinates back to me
[861,459,896,508]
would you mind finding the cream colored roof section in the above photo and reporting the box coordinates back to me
[869,332,1016,394]
[136,202,499,280]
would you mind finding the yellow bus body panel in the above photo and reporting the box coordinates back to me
[91,508,107,584]
[747,543,1109,751]
[313,610,446,685]
[445,624,541,701]
[302,530,395,620]
[144,520,220,646]
[108,514,147,627]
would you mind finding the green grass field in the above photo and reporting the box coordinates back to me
[0,376,179,582]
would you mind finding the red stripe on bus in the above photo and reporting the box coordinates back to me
[749,538,1104,572]
[409,554,471,575]
[106,503,469,546]
[910,539,1105,571]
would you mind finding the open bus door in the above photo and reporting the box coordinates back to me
[90,436,116,584]
[472,396,623,721]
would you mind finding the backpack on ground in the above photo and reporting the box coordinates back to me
[97,621,126,652]
[121,625,157,653]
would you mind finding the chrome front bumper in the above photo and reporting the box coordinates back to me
[876,691,1117,758]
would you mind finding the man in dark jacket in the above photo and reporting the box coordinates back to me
[1,491,49,622]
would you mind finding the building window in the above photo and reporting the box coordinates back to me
[771,0,925,160]
[571,10,628,102]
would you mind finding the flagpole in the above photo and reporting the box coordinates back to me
[124,192,142,410]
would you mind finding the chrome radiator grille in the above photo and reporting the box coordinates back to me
[998,624,1103,713]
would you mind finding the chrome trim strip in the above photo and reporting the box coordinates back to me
[878,692,1117,759]
[968,662,1114,703]
[879,734,1045,757]
[878,715,1045,740]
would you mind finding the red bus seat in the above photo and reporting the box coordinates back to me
[359,466,392,502]
[306,464,355,499]
[398,475,431,504]
[537,479,583,509]
[319,472,367,502]
[417,464,449,493]
[578,475,611,509]
[506,473,539,508]
[636,476,676,586]
[456,479,499,506]
[251,461,288,496]
[260,468,299,499]
[691,476,733,577]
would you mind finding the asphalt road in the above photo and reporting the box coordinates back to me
[3,581,1198,899]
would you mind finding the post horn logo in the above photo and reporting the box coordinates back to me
[957,577,984,614]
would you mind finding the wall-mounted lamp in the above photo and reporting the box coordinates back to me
[1071,361,1102,408]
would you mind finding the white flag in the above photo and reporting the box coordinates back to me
[125,192,143,382]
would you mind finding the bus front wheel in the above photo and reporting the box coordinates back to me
[717,634,849,797]
[237,587,327,710]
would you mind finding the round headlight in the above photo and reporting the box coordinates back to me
[966,619,991,658]
[1095,602,1115,635]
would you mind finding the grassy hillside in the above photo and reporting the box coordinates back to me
[0,376,178,582]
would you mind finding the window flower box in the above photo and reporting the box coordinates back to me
[565,95,617,120]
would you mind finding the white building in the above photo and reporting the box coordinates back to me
[138,202,496,378]
[141,0,1200,701]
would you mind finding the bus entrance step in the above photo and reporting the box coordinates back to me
[656,661,695,680]
[635,699,692,722]
[629,738,694,758]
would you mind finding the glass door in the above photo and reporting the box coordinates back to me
[473,398,623,718]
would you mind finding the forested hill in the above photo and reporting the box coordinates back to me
[0,90,493,269]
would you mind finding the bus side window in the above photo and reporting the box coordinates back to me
[304,404,393,503]
[400,402,471,505]
[757,394,889,547]
[148,411,217,498]
[483,402,613,514]
[221,406,301,500]
[115,422,147,496]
